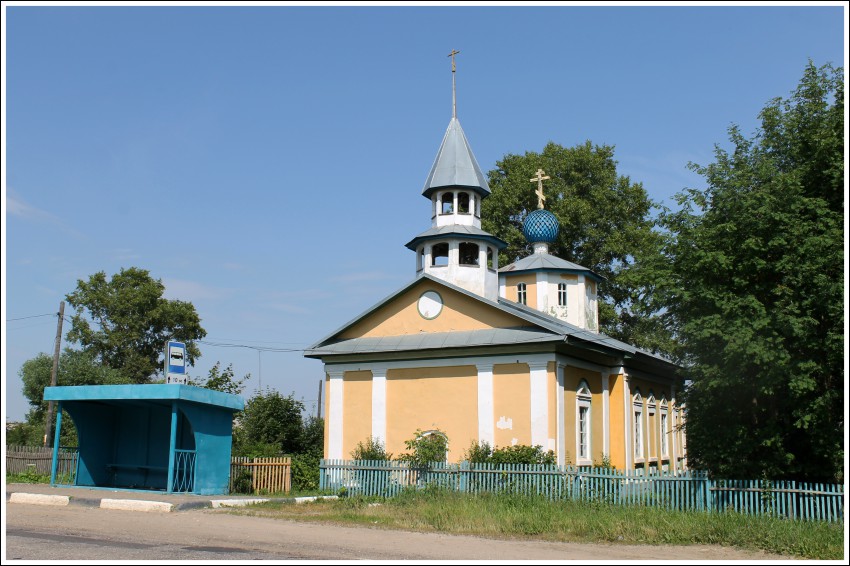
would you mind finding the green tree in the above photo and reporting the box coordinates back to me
[663,62,843,482]
[189,362,250,395]
[14,349,132,446]
[65,267,207,383]
[234,389,305,456]
[482,141,673,354]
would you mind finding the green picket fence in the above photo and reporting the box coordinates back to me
[319,459,844,523]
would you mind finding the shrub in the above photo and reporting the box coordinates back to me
[396,429,448,468]
[351,437,393,461]
[291,449,322,492]
[463,440,493,463]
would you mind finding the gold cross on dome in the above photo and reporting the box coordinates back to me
[530,168,550,209]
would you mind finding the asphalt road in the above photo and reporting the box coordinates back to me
[5,501,789,561]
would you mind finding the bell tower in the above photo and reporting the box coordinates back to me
[405,50,506,300]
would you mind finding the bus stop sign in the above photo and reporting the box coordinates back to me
[165,341,187,384]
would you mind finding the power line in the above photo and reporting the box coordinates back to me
[6,313,56,322]
[198,340,306,353]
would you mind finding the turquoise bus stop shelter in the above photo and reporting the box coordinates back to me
[43,384,244,495]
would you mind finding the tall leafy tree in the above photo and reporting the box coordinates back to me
[12,349,132,446]
[663,62,843,482]
[234,389,306,456]
[65,267,207,383]
[482,141,672,354]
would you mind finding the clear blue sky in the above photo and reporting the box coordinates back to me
[3,3,846,424]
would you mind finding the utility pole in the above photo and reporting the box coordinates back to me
[316,379,323,420]
[43,301,65,447]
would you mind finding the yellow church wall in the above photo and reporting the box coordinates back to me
[339,281,530,339]
[589,375,604,466]
[608,373,625,470]
[493,363,531,449]
[385,366,478,462]
[502,274,537,309]
[342,371,373,459]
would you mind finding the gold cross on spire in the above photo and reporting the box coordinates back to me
[448,49,460,118]
[448,49,460,72]
[530,168,551,209]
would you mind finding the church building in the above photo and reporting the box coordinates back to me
[306,56,686,472]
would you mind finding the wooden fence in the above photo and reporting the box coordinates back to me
[230,456,291,495]
[320,460,844,523]
[7,445,78,481]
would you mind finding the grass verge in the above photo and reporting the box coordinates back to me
[222,487,844,560]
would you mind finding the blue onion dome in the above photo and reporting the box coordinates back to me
[522,209,560,244]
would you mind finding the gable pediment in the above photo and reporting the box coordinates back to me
[337,276,532,340]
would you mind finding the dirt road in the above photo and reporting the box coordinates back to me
[5,502,788,561]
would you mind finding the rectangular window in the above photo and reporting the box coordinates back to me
[660,412,669,457]
[517,283,527,305]
[558,283,567,307]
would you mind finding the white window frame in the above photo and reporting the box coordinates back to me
[647,392,656,461]
[558,282,568,307]
[576,380,592,464]
[517,283,527,305]
[633,390,644,463]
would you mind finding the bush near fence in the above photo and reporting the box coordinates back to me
[320,459,844,523]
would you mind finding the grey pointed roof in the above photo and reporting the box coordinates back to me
[500,254,604,282]
[404,224,508,251]
[422,117,490,199]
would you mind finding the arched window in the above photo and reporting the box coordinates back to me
[459,242,479,266]
[432,243,449,267]
[558,283,568,307]
[576,380,592,462]
[647,392,656,459]
[517,283,527,305]
[633,390,644,461]
[458,192,470,214]
[441,192,454,214]
[417,247,425,272]
[419,430,449,462]
[660,396,669,459]
[487,247,495,270]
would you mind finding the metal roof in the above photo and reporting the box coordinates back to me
[43,384,245,411]
[305,327,561,356]
[404,225,508,251]
[500,253,603,282]
[422,117,490,199]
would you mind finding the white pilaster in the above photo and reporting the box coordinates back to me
[623,371,632,470]
[601,371,610,457]
[371,368,387,446]
[556,363,566,466]
[529,361,549,450]
[670,384,678,473]
[327,370,345,460]
[477,364,494,446]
